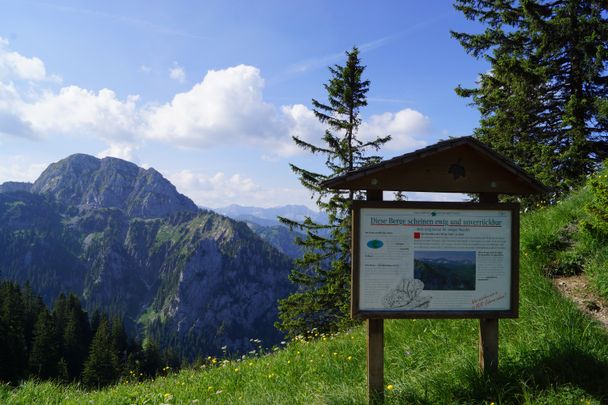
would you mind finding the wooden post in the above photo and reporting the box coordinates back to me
[367,319,384,403]
[479,192,499,373]
[479,318,498,372]
[365,189,384,403]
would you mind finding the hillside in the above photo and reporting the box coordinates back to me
[0,154,293,359]
[4,172,608,403]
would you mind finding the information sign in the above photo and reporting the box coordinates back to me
[352,201,519,318]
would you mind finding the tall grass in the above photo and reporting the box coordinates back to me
[2,189,607,404]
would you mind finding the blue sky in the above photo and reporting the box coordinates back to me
[0,1,487,209]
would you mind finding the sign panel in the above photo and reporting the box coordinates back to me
[352,201,519,318]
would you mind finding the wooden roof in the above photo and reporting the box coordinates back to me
[321,136,548,195]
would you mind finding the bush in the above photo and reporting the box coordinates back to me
[582,171,608,236]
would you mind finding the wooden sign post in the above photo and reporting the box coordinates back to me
[321,137,546,404]
[367,318,384,402]
[479,192,499,373]
[366,189,384,402]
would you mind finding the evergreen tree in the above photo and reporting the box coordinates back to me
[0,282,28,382]
[29,308,60,379]
[52,293,68,337]
[61,295,91,380]
[277,47,390,337]
[21,282,45,352]
[140,339,162,377]
[56,357,70,383]
[0,300,13,383]
[82,315,119,388]
[110,315,128,375]
[452,0,608,206]
[90,309,101,337]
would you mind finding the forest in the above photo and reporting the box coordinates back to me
[0,281,178,388]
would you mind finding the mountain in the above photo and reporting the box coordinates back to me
[213,204,327,258]
[245,221,303,259]
[414,258,476,291]
[31,154,198,218]
[0,181,32,193]
[214,204,327,227]
[0,154,293,359]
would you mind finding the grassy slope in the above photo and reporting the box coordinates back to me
[2,189,608,404]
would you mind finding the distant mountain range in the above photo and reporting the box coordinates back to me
[0,154,293,359]
[213,204,327,259]
[423,258,475,266]
[414,257,476,291]
[214,204,327,227]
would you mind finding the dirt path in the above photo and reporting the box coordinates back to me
[553,274,608,329]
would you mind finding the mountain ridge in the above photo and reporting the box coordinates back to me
[0,154,293,358]
[214,203,327,227]
[30,153,199,219]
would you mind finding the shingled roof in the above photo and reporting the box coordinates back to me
[321,136,548,195]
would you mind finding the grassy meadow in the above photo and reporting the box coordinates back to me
[2,181,608,404]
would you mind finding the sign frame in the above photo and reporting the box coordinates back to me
[351,200,519,319]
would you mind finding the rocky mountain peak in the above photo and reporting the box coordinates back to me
[31,153,198,218]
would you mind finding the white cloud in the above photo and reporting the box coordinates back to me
[0,38,140,149]
[0,37,59,82]
[97,142,136,161]
[143,66,431,157]
[0,81,37,138]
[144,65,286,149]
[360,108,430,151]
[0,155,48,184]
[271,104,325,156]
[168,169,312,209]
[0,37,431,161]
[139,64,152,74]
[20,86,141,141]
[169,62,186,83]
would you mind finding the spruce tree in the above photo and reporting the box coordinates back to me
[0,282,27,382]
[61,295,91,380]
[0,314,9,381]
[110,315,128,375]
[21,282,45,351]
[82,315,119,388]
[140,339,162,377]
[452,0,608,206]
[52,293,68,336]
[277,47,390,337]
[29,309,60,379]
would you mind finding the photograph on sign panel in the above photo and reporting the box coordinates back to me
[414,251,476,291]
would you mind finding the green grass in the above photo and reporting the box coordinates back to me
[2,186,608,404]
[521,169,608,301]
